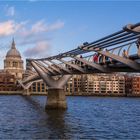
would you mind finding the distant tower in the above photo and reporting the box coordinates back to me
[4,39,24,80]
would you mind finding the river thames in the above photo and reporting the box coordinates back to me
[0,95,140,139]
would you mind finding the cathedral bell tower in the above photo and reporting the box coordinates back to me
[4,39,24,80]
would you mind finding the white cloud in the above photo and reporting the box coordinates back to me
[23,41,51,58]
[18,20,64,37]
[6,6,15,17]
[31,20,47,33]
[0,19,64,45]
[18,34,50,46]
[16,19,64,46]
[0,20,15,36]
[48,20,64,31]
[0,20,26,37]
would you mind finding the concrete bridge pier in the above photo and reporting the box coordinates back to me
[44,75,71,110]
[30,61,72,110]
[45,88,67,110]
[22,89,30,96]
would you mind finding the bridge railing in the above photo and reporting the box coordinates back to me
[29,41,140,73]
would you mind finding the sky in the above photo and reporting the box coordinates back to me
[0,0,140,68]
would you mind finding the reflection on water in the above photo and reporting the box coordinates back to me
[0,95,140,139]
[16,96,72,139]
[22,96,44,114]
[45,110,70,139]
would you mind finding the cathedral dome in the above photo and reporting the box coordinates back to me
[4,38,24,80]
[6,39,21,58]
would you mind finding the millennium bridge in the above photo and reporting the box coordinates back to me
[19,22,140,110]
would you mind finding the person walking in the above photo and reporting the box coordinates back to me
[93,53,99,63]
[122,49,128,58]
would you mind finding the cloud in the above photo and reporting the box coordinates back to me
[5,6,15,17]
[0,20,27,37]
[0,19,64,38]
[18,34,51,46]
[47,20,64,31]
[23,41,51,58]
[0,20,16,36]
[16,19,64,46]
[18,20,64,38]
[31,20,47,33]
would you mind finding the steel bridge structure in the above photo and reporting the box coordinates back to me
[19,22,140,109]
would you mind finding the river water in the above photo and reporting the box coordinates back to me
[0,95,140,139]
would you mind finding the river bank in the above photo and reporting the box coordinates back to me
[0,91,140,97]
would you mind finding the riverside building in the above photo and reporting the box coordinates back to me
[29,81,48,95]
[124,74,140,96]
[131,75,140,96]
[125,75,132,95]
[0,70,17,92]
[0,39,48,94]
[65,74,126,96]
[65,75,87,95]
[0,39,24,93]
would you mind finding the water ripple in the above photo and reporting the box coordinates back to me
[0,96,139,139]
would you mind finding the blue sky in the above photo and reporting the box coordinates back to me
[0,1,140,68]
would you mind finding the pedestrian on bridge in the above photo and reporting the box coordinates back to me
[102,49,110,64]
[136,38,140,49]
[93,53,99,63]
[136,38,140,57]
[122,49,128,58]
[79,55,84,67]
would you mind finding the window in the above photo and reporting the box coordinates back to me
[13,62,18,67]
